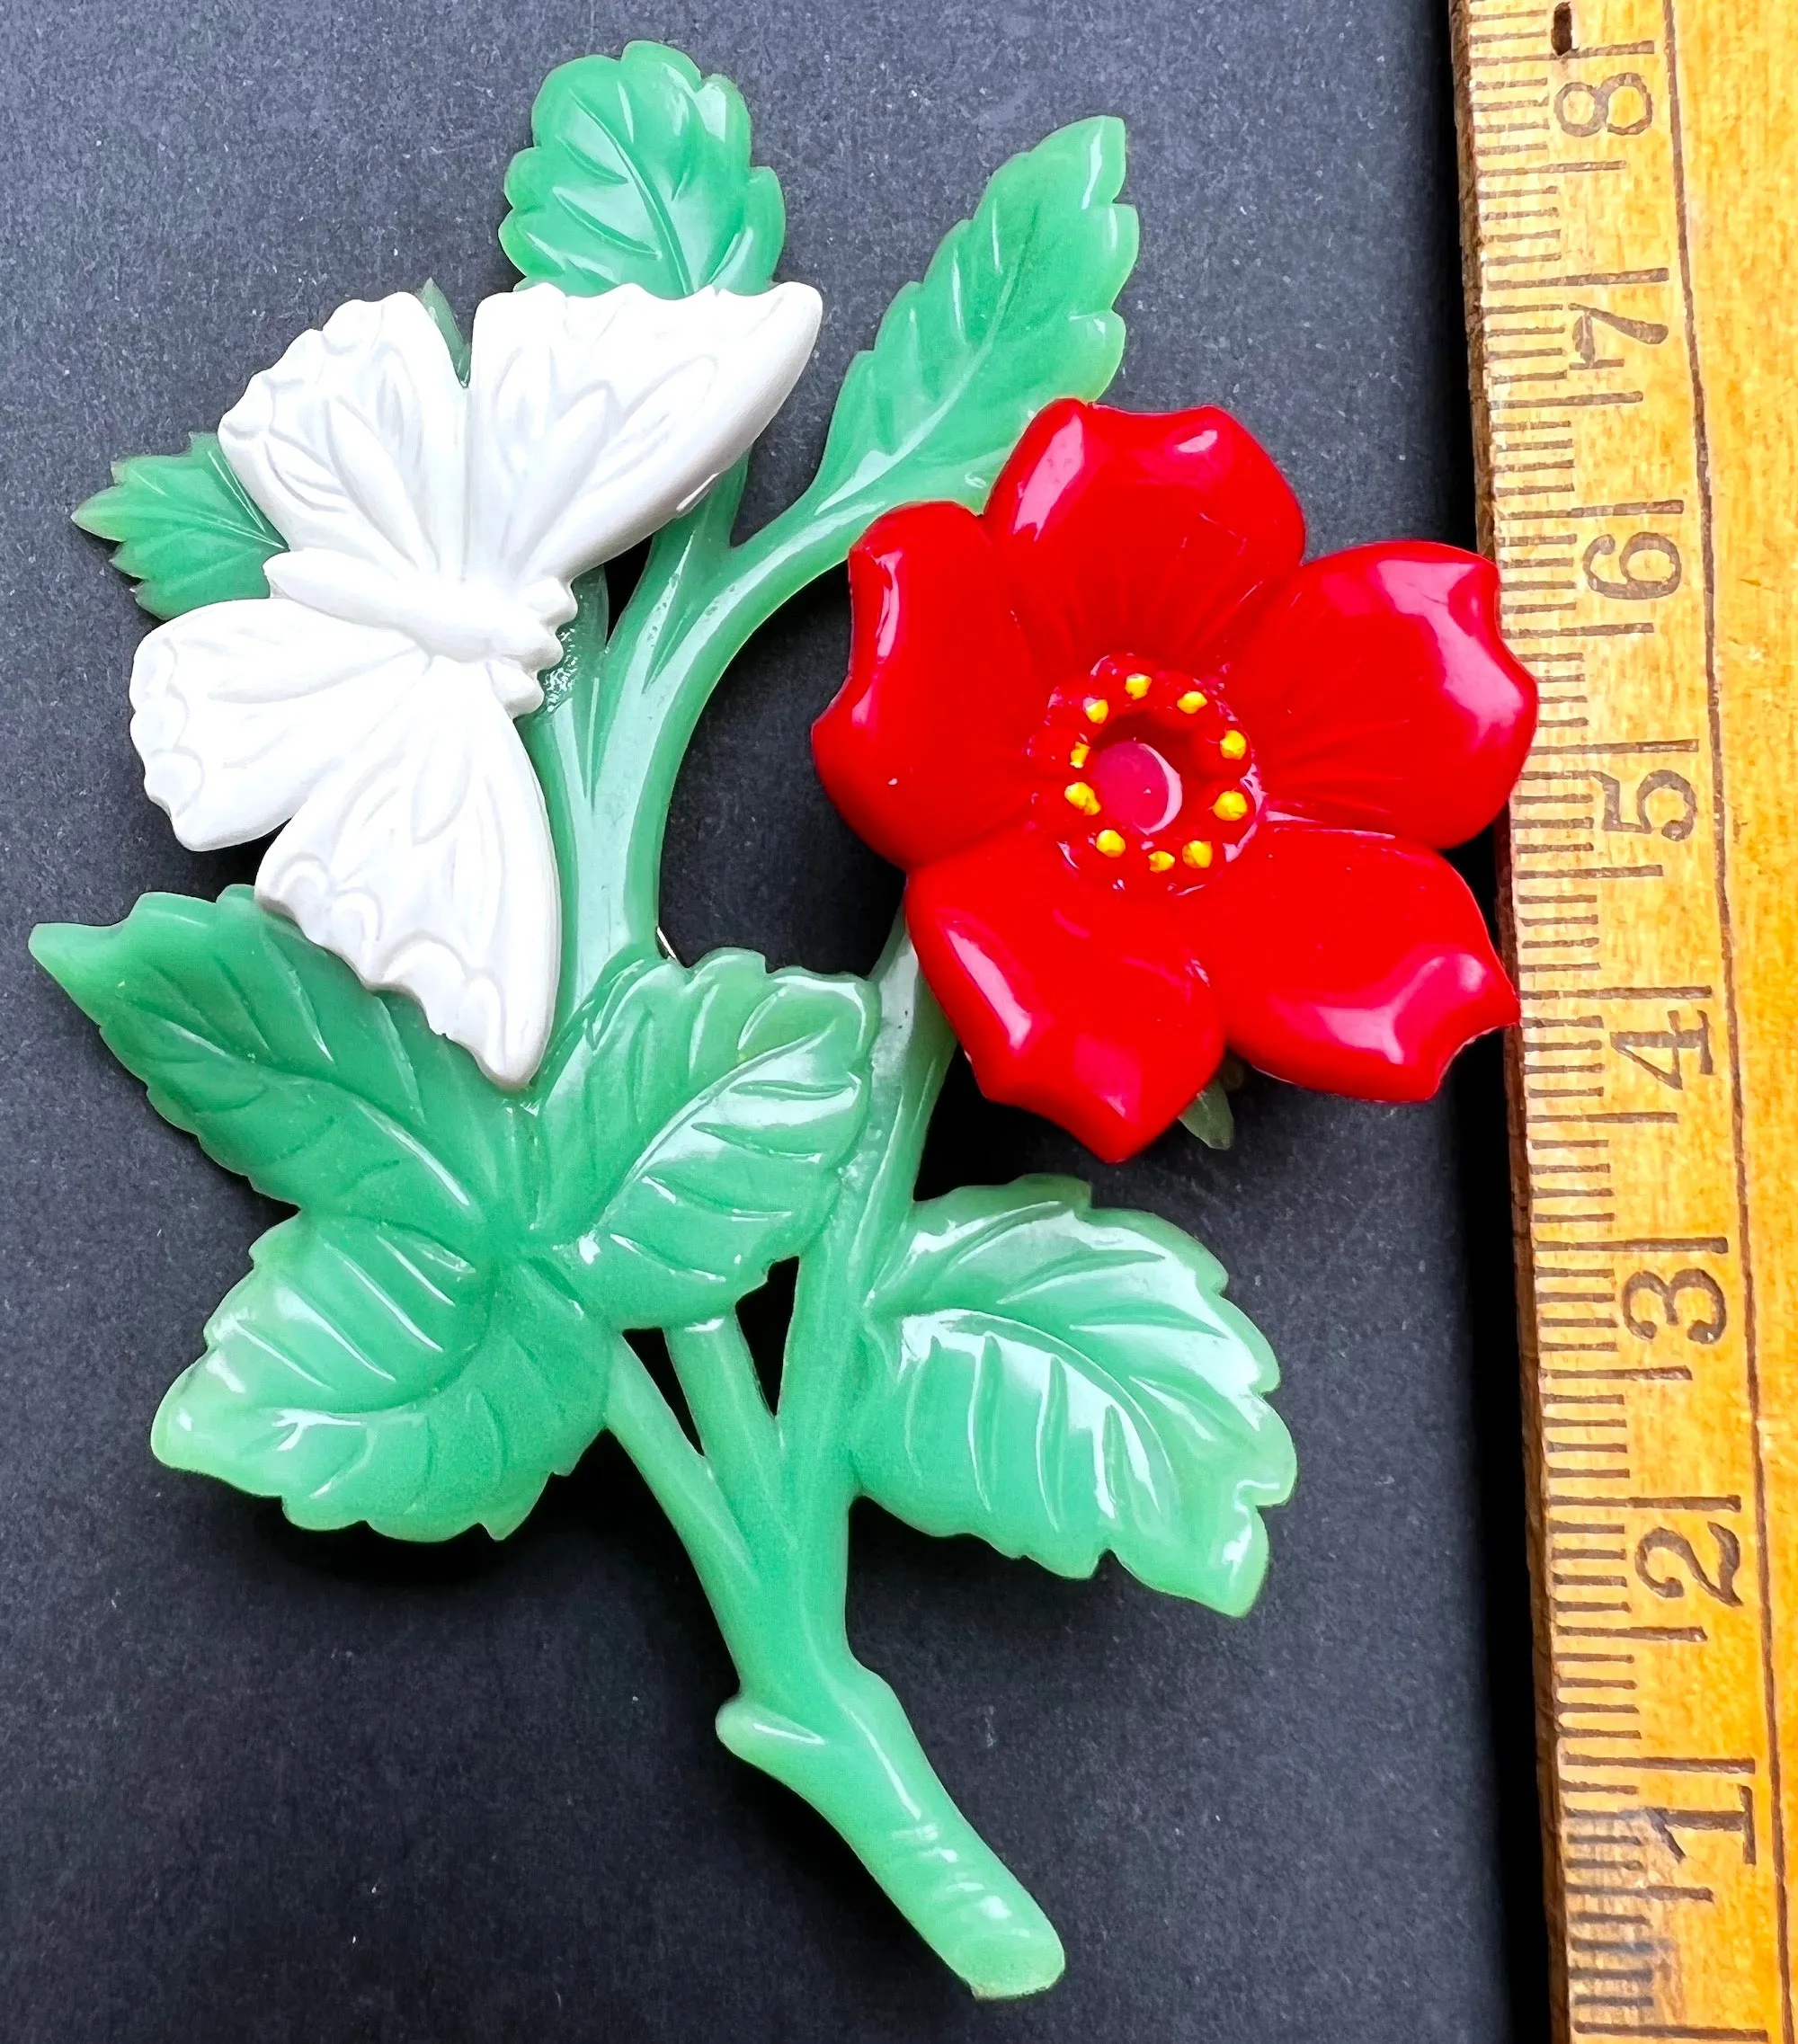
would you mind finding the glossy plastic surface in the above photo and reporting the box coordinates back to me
[29,40,1507,2003]
[814,398,1538,1160]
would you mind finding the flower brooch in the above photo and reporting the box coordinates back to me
[36,43,1534,2000]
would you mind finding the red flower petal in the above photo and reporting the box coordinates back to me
[906,825,1224,1162]
[982,399,1306,682]
[1216,542,1537,848]
[1186,822,1518,1100]
[812,502,1046,870]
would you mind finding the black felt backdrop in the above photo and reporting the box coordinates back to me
[0,1,1549,2037]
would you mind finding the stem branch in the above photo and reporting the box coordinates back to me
[779,922,953,1575]
[603,1334,756,1610]
[533,466,883,1016]
[665,1315,783,1539]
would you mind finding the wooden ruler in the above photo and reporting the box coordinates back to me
[1452,2,1798,2037]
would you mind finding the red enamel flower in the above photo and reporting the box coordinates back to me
[813,400,1537,1162]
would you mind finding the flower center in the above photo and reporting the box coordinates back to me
[1027,653,1262,891]
[1089,739,1183,835]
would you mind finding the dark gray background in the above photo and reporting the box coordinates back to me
[0,2,1547,2038]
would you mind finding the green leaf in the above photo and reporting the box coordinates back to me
[538,949,878,1325]
[851,1178,1294,1615]
[31,889,511,1252]
[414,278,471,381]
[805,117,1137,518]
[1179,1077,1234,1150]
[153,1214,608,1541]
[73,432,282,619]
[501,41,786,298]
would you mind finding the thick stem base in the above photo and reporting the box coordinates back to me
[717,1645,1065,2000]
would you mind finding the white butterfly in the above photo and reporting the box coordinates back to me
[128,280,823,1085]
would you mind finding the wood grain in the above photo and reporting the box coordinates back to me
[1452,2,1798,2036]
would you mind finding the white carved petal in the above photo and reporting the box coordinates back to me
[218,292,467,578]
[254,662,560,1088]
[462,280,823,600]
[128,596,430,852]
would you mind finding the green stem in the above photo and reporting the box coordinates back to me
[527,465,877,1027]
[726,929,1064,1996]
[713,1634,1064,2003]
[779,922,953,1585]
[602,1334,757,1614]
[596,511,866,946]
[598,928,1063,1996]
[665,1316,783,1539]
[541,467,1063,1995]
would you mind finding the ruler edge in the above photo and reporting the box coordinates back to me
[1447,4,1797,2038]
[1658,1,1798,2024]
[1444,11,1573,2038]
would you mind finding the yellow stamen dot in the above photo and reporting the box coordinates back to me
[1181,840,1214,869]
[1124,672,1152,700]
[1214,789,1250,822]
[1068,741,1090,769]
[1083,697,1110,724]
[1177,690,1206,715]
[1147,849,1175,874]
[1064,780,1100,816]
[1094,829,1126,858]
[1220,729,1248,760]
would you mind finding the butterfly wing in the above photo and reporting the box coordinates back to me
[129,597,431,852]
[462,280,822,615]
[254,660,560,1088]
[218,292,467,577]
[141,290,565,1084]
[138,279,807,1080]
